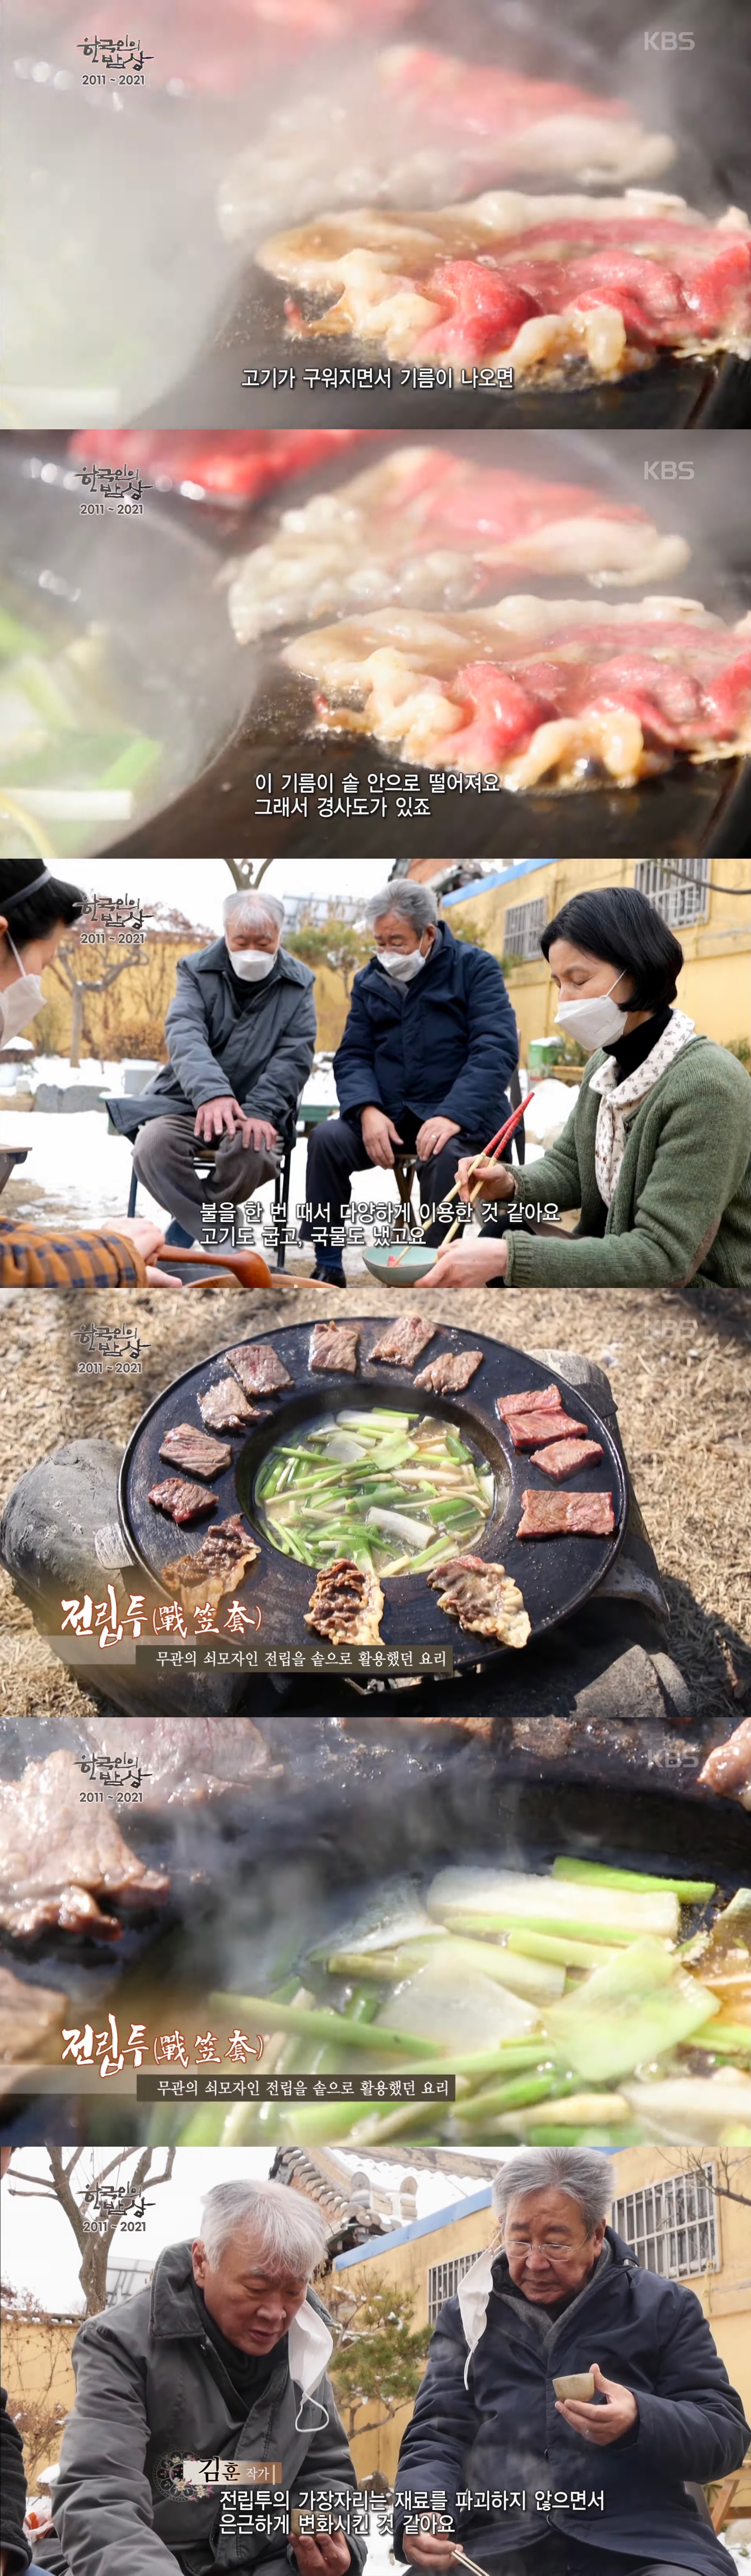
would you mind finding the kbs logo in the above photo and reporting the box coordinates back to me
[643,461,695,479]
[643,29,695,45]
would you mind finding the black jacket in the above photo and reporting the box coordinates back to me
[393,2228,749,2572]
[1,2385,32,2573]
[334,927,518,1143]
[107,941,316,1148]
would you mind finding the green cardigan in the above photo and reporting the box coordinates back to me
[503,1036,751,1288]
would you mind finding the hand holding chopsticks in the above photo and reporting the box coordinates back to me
[438,1091,533,1250]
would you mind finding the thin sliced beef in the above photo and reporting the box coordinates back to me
[414,1347,483,1393]
[148,1477,219,1525]
[530,1436,604,1479]
[162,1514,260,1614]
[369,1315,437,1365]
[264,195,751,382]
[698,1717,751,1810]
[305,1558,384,1644]
[283,595,750,789]
[0,1752,170,1942]
[427,1551,530,1648]
[224,448,690,647]
[226,1341,294,1396]
[504,1407,590,1450]
[516,1488,615,1537]
[0,1963,67,2062]
[198,1376,267,1432]
[158,1422,232,1478]
[497,1383,563,1420]
[310,1320,361,1373]
[82,1718,282,1804]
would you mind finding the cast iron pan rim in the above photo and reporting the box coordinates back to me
[117,1319,628,1665]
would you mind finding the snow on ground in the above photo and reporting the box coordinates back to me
[2,1053,542,1263]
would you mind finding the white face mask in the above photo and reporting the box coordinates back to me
[554,974,630,1051]
[0,932,45,1045]
[376,942,430,983]
[229,948,276,983]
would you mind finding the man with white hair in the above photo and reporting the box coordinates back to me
[302,880,517,1285]
[42,2177,365,2576]
[113,893,316,1244]
[393,2146,748,2576]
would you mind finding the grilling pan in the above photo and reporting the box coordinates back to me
[118,1322,627,1670]
[1,1731,749,2143]
[105,430,751,860]
[131,0,751,432]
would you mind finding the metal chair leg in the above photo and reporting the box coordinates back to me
[275,1144,293,1272]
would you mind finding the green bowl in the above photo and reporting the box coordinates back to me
[363,1245,438,1285]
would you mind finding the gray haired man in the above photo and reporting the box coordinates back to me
[303,879,517,1286]
[42,2178,365,2576]
[110,893,316,1244]
[394,2146,749,2576]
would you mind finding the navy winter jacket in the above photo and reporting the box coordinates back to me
[333,927,518,1143]
[393,2229,749,2571]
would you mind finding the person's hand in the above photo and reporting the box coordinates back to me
[403,2531,457,2572]
[292,2529,351,2576]
[416,1116,460,1161]
[457,1153,516,1205]
[361,1106,404,1169]
[429,1239,508,1288]
[555,2364,638,2445]
[105,1217,167,1262]
[235,1114,278,1154]
[194,1095,244,1143]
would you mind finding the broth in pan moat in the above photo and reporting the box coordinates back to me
[254,1406,494,1575]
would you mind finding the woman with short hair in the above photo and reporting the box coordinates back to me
[429,884,751,1289]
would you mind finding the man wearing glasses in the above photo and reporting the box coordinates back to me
[393,2147,748,2576]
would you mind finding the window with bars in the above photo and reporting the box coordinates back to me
[427,2253,484,2326]
[633,858,711,929]
[503,896,548,960]
[612,2165,718,2279]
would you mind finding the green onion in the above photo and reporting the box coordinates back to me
[552,1860,716,1904]
[508,1930,624,1970]
[209,1992,442,2059]
[545,1939,721,2083]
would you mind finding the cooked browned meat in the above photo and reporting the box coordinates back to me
[427,1551,530,1648]
[158,1422,232,1478]
[0,1963,67,2062]
[497,1383,563,1420]
[414,1347,483,1393]
[503,1407,590,1450]
[82,1718,282,1805]
[369,1315,436,1365]
[0,1752,170,1942]
[226,1340,293,1395]
[305,1557,384,1645]
[516,1489,615,1537]
[530,1436,604,1479]
[148,1476,219,1524]
[198,1376,267,1432]
[162,1514,261,1614]
[698,1716,751,1809]
[310,1320,360,1373]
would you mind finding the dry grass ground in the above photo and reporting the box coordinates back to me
[0,1278,749,1726]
